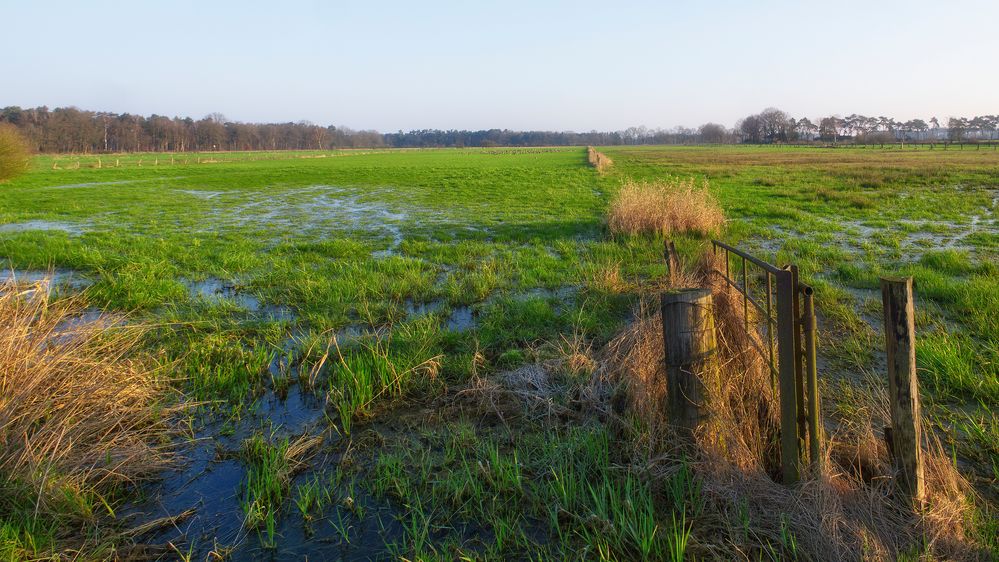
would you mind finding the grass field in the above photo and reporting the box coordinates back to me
[1,146,996,559]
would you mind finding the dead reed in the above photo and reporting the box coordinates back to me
[587,146,613,173]
[607,177,725,237]
[0,280,175,517]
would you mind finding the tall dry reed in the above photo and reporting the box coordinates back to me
[587,146,613,173]
[0,280,174,514]
[607,177,725,237]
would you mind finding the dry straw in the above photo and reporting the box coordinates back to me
[0,279,175,516]
[587,146,613,173]
[607,177,725,237]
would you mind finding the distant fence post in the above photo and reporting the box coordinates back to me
[661,289,717,438]
[664,239,680,286]
[880,277,925,504]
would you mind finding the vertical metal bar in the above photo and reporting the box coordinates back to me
[789,265,807,457]
[724,248,730,281]
[775,269,799,484]
[742,256,750,333]
[766,271,775,381]
[803,288,821,468]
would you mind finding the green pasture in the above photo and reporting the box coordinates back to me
[1,145,995,559]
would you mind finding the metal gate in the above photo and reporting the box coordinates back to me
[710,240,821,483]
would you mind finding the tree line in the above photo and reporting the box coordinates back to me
[1,105,996,153]
[734,108,999,144]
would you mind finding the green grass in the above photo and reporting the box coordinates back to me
[2,145,997,558]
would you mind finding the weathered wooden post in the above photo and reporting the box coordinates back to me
[661,289,718,438]
[881,277,925,504]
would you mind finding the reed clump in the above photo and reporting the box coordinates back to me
[587,146,613,173]
[0,280,174,539]
[607,177,725,237]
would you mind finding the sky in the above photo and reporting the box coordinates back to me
[2,0,997,132]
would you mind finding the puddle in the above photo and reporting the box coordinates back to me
[46,177,183,190]
[47,179,139,189]
[123,370,411,559]
[203,186,412,251]
[0,269,92,293]
[184,278,295,321]
[445,306,475,332]
[404,299,477,332]
[503,286,579,313]
[0,220,88,235]
[122,384,333,556]
[52,308,122,340]
[176,189,225,199]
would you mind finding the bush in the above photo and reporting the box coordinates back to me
[0,123,31,181]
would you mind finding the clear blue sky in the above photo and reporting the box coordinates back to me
[3,0,996,131]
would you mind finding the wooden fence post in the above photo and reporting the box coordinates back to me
[881,277,925,504]
[664,239,680,286]
[661,289,718,437]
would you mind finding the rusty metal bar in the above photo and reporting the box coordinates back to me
[775,268,800,484]
[802,285,821,468]
[712,239,785,275]
[742,255,750,333]
[766,271,775,388]
[789,265,807,460]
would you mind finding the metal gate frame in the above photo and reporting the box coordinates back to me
[710,240,820,484]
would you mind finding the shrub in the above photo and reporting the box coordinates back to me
[0,124,31,182]
[607,177,725,237]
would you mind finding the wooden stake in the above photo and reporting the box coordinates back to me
[881,277,925,504]
[664,239,680,286]
[661,289,718,437]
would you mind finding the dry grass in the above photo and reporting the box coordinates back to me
[607,177,725,237]
[600,252,984,560]
[587,146,613,173]
[0,280,175,518]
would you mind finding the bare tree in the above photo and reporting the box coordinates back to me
[698,123,727,143]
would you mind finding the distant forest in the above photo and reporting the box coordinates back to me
[1,105,996,153]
